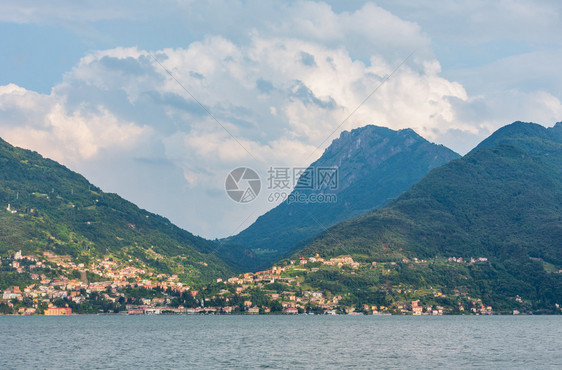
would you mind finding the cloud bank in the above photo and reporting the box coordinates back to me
[1,1,561,237]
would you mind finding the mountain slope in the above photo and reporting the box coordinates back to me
[292,121,562,311]
[0,137,233,283]
[221,125,460,271]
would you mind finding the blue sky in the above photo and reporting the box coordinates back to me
[1,0,561,238]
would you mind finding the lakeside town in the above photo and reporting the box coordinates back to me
[0,248,524,316]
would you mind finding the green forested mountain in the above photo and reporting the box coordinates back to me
[0,138,233,283]
[292,122,562,311]
[220,125,459,271]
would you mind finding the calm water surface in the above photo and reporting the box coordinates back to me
[0,315,560,369]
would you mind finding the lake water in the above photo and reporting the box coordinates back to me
[1,315,560,369]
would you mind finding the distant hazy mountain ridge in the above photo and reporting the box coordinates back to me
[220,125,460,271]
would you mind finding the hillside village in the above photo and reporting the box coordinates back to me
[1,122,561,317]
[0,247,526,316]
